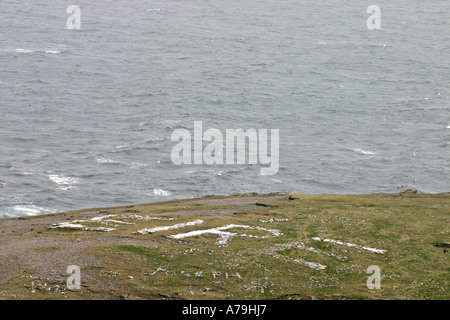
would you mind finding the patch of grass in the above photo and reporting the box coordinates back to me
[34,246,61,253]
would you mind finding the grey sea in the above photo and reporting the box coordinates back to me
[0,0,449,218]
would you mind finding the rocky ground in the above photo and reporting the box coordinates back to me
[0,192,448,300]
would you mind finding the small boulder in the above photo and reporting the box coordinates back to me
[289,193,302,201]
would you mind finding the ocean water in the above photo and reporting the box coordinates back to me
[0,0,449,218]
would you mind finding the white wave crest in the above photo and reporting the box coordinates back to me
[153,188,171,196]
[96,156,118,164]
[353,148,378,155]
[48,175,80,190]
[15,49,34,53]
[0,205,55,217]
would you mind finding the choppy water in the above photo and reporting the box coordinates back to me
[1,0,449,218]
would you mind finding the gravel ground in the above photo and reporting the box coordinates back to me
[0,195,288,298]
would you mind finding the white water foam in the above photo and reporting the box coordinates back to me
[96,156,118,164]
[153,188,171,196]
[48,175,80,190]
[15,49,34,53]
[131,162,148,168]
[12,49,62,54]
[353,148,378,156]
[0,205,55,218]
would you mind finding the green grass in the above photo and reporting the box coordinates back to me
[1,192,449,300]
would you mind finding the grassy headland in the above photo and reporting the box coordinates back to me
[0,192,448,300]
